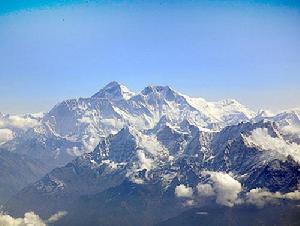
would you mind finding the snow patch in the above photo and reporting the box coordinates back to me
[245,128,300,163]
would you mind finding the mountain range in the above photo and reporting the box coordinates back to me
[0,82,299,226]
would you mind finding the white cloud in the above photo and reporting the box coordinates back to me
[102,160,118,170]
[78,116,93,124]
[175,184,193,198]
[245,188,281,208]
[203,171,242,207]
[67,146,83,157]
[245,128,300,163]
[284,190,300,200]
[0,212,46,226]
[281,125,300,135]
[245,188,300,208]
[137,149,154,171]
[0,129,14,144]
[196,171,300,208]
[197,183,215,197]
[83,136,100,153]
[184,200,195,206]
[0,115,40,130]
[46,211,67,223]
[0,211,67,226]
[101,118,125,129]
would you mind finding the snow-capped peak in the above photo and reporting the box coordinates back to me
[92,81,135,101]
[2,81,268,167]
[254,109,275,122]
[140,85,182,100]
[141,85,173,94]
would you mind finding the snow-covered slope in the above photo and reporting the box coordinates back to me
[254,109,300,127]
[184,96,255,126]
[92,81,135,100]
[2,82,299,171]
[43,82,256,141]
[0,82,256,166]
[253,108,300,144]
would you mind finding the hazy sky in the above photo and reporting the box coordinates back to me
[0,0,299,114]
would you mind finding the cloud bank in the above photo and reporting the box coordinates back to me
[0,212,46,226]
[0,211,67,226]
[175,171,300,209]
[0,115,41,130]
[245,188,300,208]
[175,172,242,207]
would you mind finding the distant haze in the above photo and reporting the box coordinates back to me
[0,0,299,114]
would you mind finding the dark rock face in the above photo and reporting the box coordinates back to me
[0,149,50,204]
[245,158,300,192]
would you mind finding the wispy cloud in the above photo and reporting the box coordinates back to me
[46,211,67,224]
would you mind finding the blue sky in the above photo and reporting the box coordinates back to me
[0,0,299,114]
